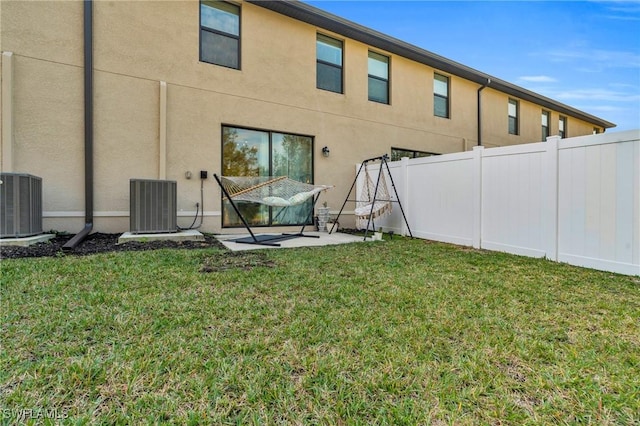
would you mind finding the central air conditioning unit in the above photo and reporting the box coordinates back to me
[130,179,177,234]
[0,173,43,238]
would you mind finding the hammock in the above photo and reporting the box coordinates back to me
[355,166,392,230]
[213,174,333,246]
[219,176,332,206]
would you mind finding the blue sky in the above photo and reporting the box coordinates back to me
[305,0,640,131]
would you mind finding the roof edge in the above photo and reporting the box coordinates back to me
[247,0,615,129]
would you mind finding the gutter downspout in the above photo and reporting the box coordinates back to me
[63,0,94,251]
[477,78,490,146]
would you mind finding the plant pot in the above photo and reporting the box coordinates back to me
[317,206,330,232]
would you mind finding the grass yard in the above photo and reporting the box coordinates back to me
[1,237,639,425]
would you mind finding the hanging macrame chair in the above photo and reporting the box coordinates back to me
[330,155,412,240]
[354,167,392,230]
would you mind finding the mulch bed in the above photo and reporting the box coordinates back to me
[0,232,227,260]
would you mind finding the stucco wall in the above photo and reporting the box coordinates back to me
[0,0,608,234]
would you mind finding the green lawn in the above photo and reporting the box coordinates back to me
[1,237,639,425]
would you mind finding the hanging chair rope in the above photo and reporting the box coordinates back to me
[219,176,332,207]
[355,166,392,229]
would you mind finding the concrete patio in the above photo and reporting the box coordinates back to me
[215,231,373,251]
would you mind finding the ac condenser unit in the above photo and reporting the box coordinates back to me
[0,173,43,238]
[130,179,177,234]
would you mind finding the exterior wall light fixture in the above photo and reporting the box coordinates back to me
[322,146,330,157]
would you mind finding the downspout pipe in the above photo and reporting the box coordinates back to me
[477,78,490,146]
[63,0,94,251]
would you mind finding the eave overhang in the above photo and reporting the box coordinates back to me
[247,0,616,129]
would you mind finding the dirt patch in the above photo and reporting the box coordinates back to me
[0,232,227,260]
[200,251,276,273]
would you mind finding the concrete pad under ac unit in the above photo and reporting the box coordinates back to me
[0,234,55,247]
[117,229,204,244]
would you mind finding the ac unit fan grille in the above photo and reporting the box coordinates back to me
[0,173,43,238]
[130,179,177,234]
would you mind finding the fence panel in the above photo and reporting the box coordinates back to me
[360,154,477,246]
[405,153,476,246]
[355,130,639,275]
[557,132,640,275]
[480,143,553,258]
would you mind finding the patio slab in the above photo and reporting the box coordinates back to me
[118,229,205,244]
[215,231,375,251]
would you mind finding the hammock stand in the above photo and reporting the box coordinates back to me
[213,174,331,247]
[329,155,412,240]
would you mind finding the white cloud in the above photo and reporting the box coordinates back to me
[580,105,625,113]
[602,13,640,20]
[554,88,640,103]
[546,48,640,70]
[589,0,640,15]
[603,2,640,14]
[609,82,640,90]
[519,75,558,83]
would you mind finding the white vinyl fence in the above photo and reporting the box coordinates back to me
[359,130,640,276]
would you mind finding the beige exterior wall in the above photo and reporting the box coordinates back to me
[480,89,601,149]
[0,0,608,234]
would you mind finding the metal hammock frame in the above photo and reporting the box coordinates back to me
[330,155,412,240]
[213,174,330,247]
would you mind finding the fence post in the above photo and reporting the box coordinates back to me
[545,136,561,261]
[472,146,484,249]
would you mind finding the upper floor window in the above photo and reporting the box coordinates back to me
[434,73,449,118]
[316,34,343,94]
[200,1,240,69]
[368,51,389,104]
[508,99,519,135]
[559,116,567,138]
[541,110,550,141]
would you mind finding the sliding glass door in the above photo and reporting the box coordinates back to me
[221,126,313,227]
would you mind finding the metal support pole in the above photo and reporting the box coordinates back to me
[362,158,385,240]
[382,156,413,238]
[213,174,259,243]
[329,161,367,234]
